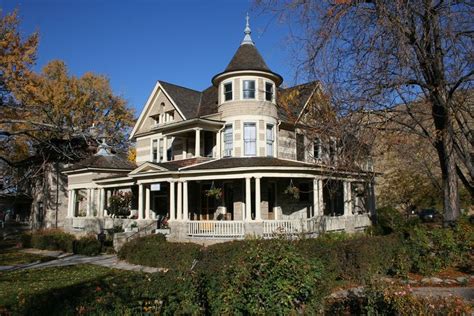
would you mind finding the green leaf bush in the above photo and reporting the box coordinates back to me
[21,229,76,252]
[117,234,202,271]
[74,235,102,256]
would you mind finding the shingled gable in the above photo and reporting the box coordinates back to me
[277,81,320,124]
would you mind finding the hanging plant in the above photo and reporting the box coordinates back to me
[284,180,300,200]
[206,187,223,200]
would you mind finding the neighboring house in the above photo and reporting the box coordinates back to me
[63,18,375,241]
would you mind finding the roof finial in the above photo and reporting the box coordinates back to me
[241,13,254,46]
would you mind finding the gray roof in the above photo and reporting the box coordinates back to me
[184,157,316,171]
[224,44,272,73]
[64,154,136,172]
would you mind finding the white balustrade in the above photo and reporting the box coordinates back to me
[263,219,307,237]
[322,216,346,232]
[187,221,245,238]
[353,214,371,229]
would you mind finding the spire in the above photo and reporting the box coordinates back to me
[241,13,254,46]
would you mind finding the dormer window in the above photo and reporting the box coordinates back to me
[224,82,233,101]
[265,82,274,102]
[243,80,255,99]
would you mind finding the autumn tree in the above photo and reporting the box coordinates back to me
[257,0,473,222]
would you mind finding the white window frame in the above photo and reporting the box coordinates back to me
[240,78,258,100]
[150,137,159,162]
[222,81,233,102]
[243,122,257,156]
[264,81,275,103]
[313,137,322,161]
[266,124,275,157]
[223,124,233,157]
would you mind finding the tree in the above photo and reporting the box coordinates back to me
[257,0,473,222]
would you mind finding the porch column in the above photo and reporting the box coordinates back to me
[254,177,262,221]
[245,177,251,221]
[182,137,187,159]
[183,181,189,220]
[162,137,168,162]
[138,183,144,220]
[96,188,101,217]
[104,189,110,216]
[313,179,318,217]
[216,131,221,158]
[99,188,105,217]
[71,189,77,217]
[318,179,324,215]
[343,182,352,216]
[67,190,73,217]
[177,181,183,221]
[86,188,92,217]
[169,181,176,221]
[195,128,201,157]
[145,185,151,219]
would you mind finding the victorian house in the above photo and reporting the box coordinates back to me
[63,17,375,241]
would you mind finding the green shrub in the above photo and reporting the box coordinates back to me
[371,206,406,235]
[74,235,102,256]
[205,239,329,314]
[118,234,202,271]
[25,229,75,252]
[20,233,32,248]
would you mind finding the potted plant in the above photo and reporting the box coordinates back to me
[108,191,132,218]
[205,187,223,200]
[130,221,139,232]
[284,181,300,200]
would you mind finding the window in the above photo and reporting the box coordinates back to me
[244,122,257,156]
[314,137,322,160]
[296,133,305,161]
[224,82,233,101]
[266,124,274,157]
[223,124,233,157]
[329,139,337,163]
[152,139,158,162]
[159,138,164,162]
[265,82,274,101]
[242,80,255,99]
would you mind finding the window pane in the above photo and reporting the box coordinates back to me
[243,80,255,99]
[152,139,158,162]
[224,125,233,156]
[266,124,274,157]
[265,82,273,101]
[224,83,232,101]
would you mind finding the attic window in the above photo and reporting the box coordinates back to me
[243,80,255,99]
[224,82,233,101]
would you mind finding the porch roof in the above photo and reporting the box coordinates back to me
[182,157,318,171]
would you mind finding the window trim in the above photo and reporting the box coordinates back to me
[265,81,275,102]
[223,81,233,102]
[241,79,257,100]
[266,123,275,157]
[243,122,257,156]
[223,123,233,157]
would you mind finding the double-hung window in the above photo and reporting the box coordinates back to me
[314,137,322,160]
[266,124,274,157]
[242,80,255,99]
[244,122,257,156]
[223,124,233,157]
[265,82,274,101]
[152,139,158,162]
[159,138,164,162]
[224,82,233,101]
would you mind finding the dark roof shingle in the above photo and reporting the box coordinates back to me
[64,155,136,172]
[183,157,315,171]
[158,81,202,119]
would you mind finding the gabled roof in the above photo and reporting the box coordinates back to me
[277,81,320,124]
[158,81,202,119]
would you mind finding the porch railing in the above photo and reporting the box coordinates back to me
[263,219,308,237]
[322,216,347,232]
[187,220,245,238]
[353,214,371,229]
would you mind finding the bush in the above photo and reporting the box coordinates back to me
[371,206,407,235]
[74,235,102,256]
[204,239,329,314]
[118,234,202,271]
[22,230,75,252]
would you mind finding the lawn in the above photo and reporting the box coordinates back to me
[0,250,55,266]
[0,264,197,315]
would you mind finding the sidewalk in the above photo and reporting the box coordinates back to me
[0,249,167,274]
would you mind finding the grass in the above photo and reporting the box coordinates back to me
[0,250,55,266]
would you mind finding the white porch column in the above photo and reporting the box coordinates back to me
[138,183,144,220]
[67,190,72,217]
[71,189,76,217]
[216,131,221,158]
[145,185,151,219]
[245,177,251,221]
[99,188,105,217]
[343,182,352,216]
[183,181,189,220]
[86,189,92,217]
[255,177,262,221]
[169,181,176,221]
[195,128,201,157]
[313,178,318,217]
[162,137,168,162]
[318,179,324,215]
[182,137,187,159]
[177,181,183,221]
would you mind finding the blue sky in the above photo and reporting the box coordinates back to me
[1,0,299,116]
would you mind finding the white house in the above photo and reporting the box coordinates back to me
[63,17,375,241]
